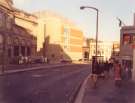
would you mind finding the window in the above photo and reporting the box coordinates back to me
[132,35,135,43]
[14,46,19,56]
[63,27,70,49]
[8,48,11,57]
[21,46,25,56]
[123,34,131,45]
[27,47,31,56]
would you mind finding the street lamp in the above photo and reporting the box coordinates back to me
[80,6,99,59]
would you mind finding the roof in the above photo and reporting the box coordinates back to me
[13,24,36,39]
[13,8,37,18]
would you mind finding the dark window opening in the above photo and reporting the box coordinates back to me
[84,52,89,58]
[21,46,25,56]
[8,48,11,58]
[27,47,31,56]
[14,46,19,56]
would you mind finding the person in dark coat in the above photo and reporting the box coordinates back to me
[91,58,99,88]
[104,61,110,79]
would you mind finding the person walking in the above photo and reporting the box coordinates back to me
[104,61,110,79]
[114,60,122,87]
[91,58,99,88]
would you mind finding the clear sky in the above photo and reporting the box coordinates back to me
[13,0,135,42]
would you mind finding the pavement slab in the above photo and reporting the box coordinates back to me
[83,73,135,103]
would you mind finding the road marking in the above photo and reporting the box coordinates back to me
[32,73,51,78]
[32,74,43,77]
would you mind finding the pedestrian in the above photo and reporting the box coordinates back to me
[104,61,110,79]
[114,60,122,87]
[91,58,99,88]
[98,61,105,79]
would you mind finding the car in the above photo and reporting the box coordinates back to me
[30,56,45,64]
[60,59,72,63]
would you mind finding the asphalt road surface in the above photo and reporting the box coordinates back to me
[0,64,90,103]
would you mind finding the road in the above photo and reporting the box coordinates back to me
[0,64,90,103]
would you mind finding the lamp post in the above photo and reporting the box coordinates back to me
[80,6,99,59]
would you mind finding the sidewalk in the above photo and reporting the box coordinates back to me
[82,73,135,103]
[0,63,74,75]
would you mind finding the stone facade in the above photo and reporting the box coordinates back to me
[111,41,120,59]
[13,8,38,37]
[35,11,84,63]
[0,0,37,65]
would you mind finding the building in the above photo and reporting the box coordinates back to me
[111,41,120,59]
[86,38,113,61]
[13,8,38,37]
[119,14,135,80]
[0,0,37,67]
[82,38,90,61]
[119,14,135,70]
[120,26,135,62]
[35,11,84,63]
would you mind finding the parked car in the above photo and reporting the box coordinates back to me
[30,56,45,64]
[60,59,72,63]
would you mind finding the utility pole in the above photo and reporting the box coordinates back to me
[43,23,46,57]
[80,6,99,59]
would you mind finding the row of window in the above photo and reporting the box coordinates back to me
[63,27,70,49]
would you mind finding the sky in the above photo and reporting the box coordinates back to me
[13,0,135,42]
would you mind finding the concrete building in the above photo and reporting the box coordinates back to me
[0,0,37,67]
[86,38,113,61]
[111,41,120,59]
[35,11,84,63]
